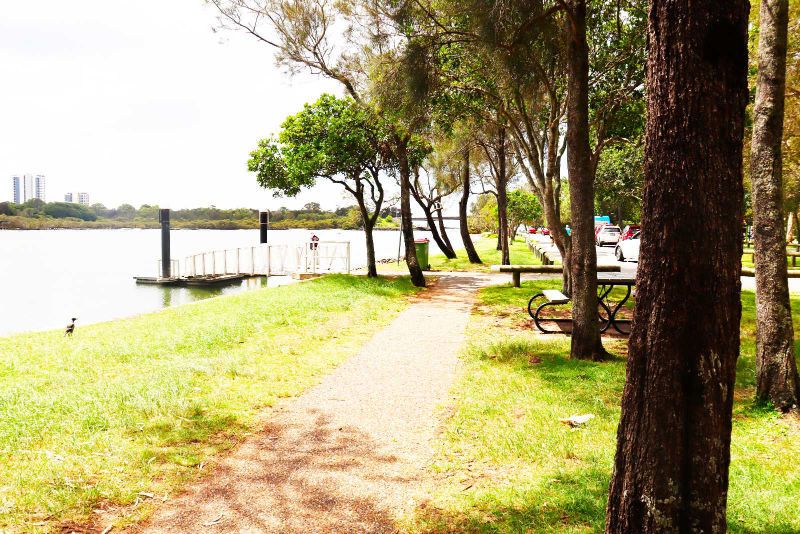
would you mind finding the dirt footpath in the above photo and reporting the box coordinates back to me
[134,273,499,533]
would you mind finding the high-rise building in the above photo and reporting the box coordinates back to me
[22,174,33,202]
[12,176,21,204]
[77,192,90,206]
[10,174,47,203]
[34,175,45,202]
[64,193,73,203]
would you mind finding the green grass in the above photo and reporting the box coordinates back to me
[409,280,800,533]
[427,235,542,272]
[742,253,796,269]
[0,275,419,532]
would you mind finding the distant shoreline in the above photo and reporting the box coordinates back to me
[0,215,400,231]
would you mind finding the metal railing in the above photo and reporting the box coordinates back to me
[184,244,290,277]
[295,241,351,274]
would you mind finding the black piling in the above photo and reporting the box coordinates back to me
[260,211,269,244]
[159,208,171,278]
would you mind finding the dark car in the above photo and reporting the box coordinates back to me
[621,224,641,241]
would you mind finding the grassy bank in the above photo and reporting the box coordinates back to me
[427,235,542,272]
[410,280,800,533]
[0,275,419,532]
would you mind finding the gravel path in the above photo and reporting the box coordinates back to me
[135,273,501,534]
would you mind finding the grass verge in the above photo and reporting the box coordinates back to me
[409,280,800,533]
[0,275,419,532]
[427,235,542,272]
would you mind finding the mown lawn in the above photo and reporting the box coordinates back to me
[410,280,800,533]
[0,275,419,532]
[427,235,542,272]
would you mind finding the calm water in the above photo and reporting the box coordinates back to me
[0,228,462,336]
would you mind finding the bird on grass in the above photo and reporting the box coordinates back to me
[64,318,77,337]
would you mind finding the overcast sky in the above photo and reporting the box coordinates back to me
[0,0,362,210]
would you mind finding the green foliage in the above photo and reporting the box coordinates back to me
[42,202,97,221]
[507,189,543,233]
[470,194,499,233]
[0,275,419,530]
[594,142,644,225]
[248,94,391,198]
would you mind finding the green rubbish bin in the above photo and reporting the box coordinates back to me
[414,238,430,270]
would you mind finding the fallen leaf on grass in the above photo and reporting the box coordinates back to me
[559,414,595,428]
[203,513,224,526]
[528,355,542,365]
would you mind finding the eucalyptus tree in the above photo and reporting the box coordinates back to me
[606,0,749,529]
[472,118,515,264]
[412,142,469,259]
[208,0,427,286]
[248,94,393,277]
[399,0,644,359]
[749,0,799,410]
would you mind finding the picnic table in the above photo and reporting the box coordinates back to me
[528,274,636,335]
[597,274,636,334]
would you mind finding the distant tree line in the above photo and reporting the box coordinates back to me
[0,199,398,230]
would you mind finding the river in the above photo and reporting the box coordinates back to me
[0,228,465,337]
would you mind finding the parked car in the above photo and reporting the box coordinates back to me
[528,227,538,234]
[621,224,641,241]
[596,225,621,246]
[615,231,640,261]
[541,227,551,235]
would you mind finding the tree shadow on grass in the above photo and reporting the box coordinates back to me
[415,465,610,533]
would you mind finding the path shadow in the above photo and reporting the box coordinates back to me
[135,410,411,533]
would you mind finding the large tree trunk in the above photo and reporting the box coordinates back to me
[750,0,800,411]
[396,138,426,287]
[605,2,749,532]
[459,149,482,263]
[364,221,377,277]
[565,0,605,361]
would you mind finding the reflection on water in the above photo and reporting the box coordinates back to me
[155,276,275,309]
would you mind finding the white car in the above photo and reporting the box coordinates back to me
[615,231,640,262]
[596,225,621,246]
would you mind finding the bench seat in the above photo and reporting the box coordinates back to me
[542,289,569,304]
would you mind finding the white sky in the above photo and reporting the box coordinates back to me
[0,0,361,210]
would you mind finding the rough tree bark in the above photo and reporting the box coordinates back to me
[565,0,605,361]
[436,208,455,254]
[362,216,378,277]
[497,127,511,265]
[605,1,749,531]
[459,149,482,263]
[396,136,426,287]
[750,0,800,411]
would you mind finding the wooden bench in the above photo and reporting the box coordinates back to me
[528,289,572,333]
[741,267,800,278]
[491,264,621,287]
[743,249,800,266]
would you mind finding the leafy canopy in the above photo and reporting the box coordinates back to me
[248,94,392,196]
